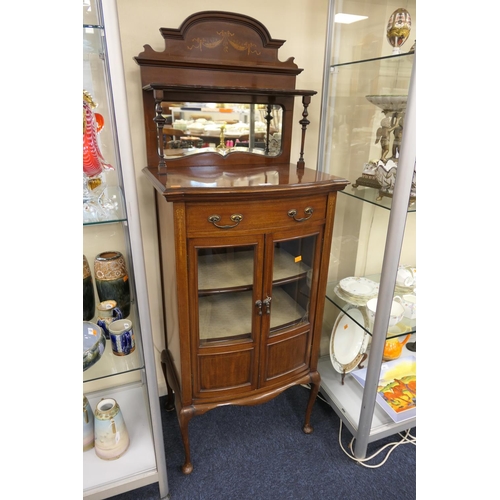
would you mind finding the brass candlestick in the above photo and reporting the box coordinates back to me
[217,123,227,150]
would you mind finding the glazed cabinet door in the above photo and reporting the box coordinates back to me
[188,227,324,399]
[261,228,323,385]
[189,234,265,399]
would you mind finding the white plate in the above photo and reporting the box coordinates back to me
[333,285,374,307]
[339,277,379,297]
[330,308,369,374]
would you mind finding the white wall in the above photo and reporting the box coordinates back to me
[114,0,330,394]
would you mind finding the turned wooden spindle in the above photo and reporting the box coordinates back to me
[153,94,167,173]
[297,95,311,169]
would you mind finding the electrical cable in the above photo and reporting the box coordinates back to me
[310,385,416,468]
[338,419,415,468]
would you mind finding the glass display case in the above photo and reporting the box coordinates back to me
[83,0,168,497]
[316,0,416,459]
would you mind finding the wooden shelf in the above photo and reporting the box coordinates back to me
[199,288,306,341]
[198,248,310,291]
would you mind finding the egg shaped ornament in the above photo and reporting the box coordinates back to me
[386,8,412,54]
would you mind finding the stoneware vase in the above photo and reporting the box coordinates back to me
[94,398,130,460]
[108,319,136,357]
[83,255,95,321]
[94,251,131,318]
[83,395,94,452]
[96,300,123,339]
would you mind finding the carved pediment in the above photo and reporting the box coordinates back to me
[134,11,302,79]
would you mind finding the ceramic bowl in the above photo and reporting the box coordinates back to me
[365,94,407,112]
[83,321,106,371]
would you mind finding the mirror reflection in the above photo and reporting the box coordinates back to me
[160,102,283,158]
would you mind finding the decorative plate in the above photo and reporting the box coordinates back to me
[333,285,375,307]
[339,277,379,298]
[330,308,369,375]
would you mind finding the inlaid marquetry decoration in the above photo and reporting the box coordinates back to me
[134,11,315,171]
[187,30,262,55]
[134,11,301,76]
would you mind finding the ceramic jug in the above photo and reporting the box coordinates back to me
[96,300,123,339]
[108,319,135,357]
[83,395,94,452]
[383,334,411,361]
[94,398,130,460]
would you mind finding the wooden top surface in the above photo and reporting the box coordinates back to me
[144,163,349,202]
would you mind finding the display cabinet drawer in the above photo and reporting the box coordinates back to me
[185,195,327,235]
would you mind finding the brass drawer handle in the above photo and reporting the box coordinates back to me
[288,207,314,222]
[208,213,243,229]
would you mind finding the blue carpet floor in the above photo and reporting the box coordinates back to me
[109,385,416,499]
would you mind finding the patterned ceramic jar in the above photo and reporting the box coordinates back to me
[83,395,94,452]
[94,251,131,318]
[94,398,130,460]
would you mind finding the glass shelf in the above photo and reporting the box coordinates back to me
[325,274,416,339]
[323,51,414,190]
[331,51,414,69]
[340,185,416,212]
[83,186,127,225]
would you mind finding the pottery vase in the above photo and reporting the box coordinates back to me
[83,255,95,321]
[94,398,130,460]
[94,251,131,318]
[83,395,94,452]
[96,300,123,339]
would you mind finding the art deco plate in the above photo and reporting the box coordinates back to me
[339,277,379,298]
[330,308,369,375]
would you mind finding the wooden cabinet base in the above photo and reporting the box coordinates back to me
[161,348,320,474]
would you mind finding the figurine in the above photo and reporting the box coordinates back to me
[392,116,404,159]
[375,116,399,161]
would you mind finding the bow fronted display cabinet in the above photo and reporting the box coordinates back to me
[135,11,349,474]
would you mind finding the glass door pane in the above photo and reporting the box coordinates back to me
[197,244,256,344]
[269,235,316,334]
